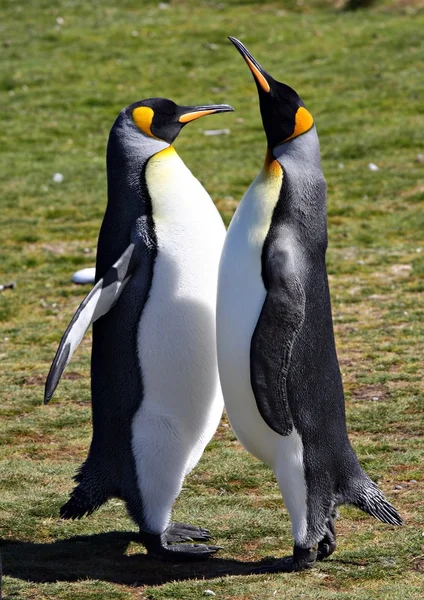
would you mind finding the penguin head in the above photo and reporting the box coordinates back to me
[126,98,234,145]
[229,37,314,150]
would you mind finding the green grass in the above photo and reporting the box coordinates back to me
[1,0,423,598]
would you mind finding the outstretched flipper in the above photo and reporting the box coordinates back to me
[44,243,138,404]
[250,246,306,436]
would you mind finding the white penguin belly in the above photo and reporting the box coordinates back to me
[217,159,308,547]
[217,164,283,467]
[131,147,225,533]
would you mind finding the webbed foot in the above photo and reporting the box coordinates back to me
[166,521,211,543]
[140,530,222,561]
[253,545,318,573]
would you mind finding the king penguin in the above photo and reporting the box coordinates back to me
[45,97,233,560]
[216,38,402,572]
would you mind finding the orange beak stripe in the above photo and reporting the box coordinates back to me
[179,109,218,124]
[244,56,270,93]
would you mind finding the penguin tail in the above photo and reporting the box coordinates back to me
[60,485,107,520]
[60,461,116,520]
[349,477,403,526]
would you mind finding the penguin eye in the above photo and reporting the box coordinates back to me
[132,106,158,139]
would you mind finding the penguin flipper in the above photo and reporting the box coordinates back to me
[250,247,306,436]
[44,243,138,404]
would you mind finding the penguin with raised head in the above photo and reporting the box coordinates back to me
[45,97,233,560]
[216,38,402,572]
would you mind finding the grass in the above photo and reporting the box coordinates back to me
[1,0,423,598]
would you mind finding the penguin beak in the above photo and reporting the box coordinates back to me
[228,36,271,94]
[178,104,234,124]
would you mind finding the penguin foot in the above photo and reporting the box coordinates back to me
[317,511,337,561]
[253,545,318,573]
[253,556,296,573]
[140,530,222,562]
[317,533,336,561]
[166,522,211,543]
[293,544,318,571]
[151,543,223,561]
[317,538,336,561]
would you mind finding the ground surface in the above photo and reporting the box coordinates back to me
[1,1,423,598]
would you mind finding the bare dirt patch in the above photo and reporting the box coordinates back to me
[351,384,388,402]
[412,556,424,572]
[389,264,412,278]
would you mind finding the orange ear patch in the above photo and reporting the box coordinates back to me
[132,106,160,139]
[285,106,314,142]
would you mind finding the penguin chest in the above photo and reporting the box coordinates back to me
[136,147,225,435]
[217,161,283,465]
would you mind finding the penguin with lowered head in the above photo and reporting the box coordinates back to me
[45,97,233,560]
[216,38,402,572]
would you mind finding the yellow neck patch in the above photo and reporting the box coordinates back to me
[284,106,314,143]
[152,145,177,160]
[132,106,160,139]
[263,147,282,178]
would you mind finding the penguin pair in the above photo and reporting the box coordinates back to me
[216,38,402,572]
[46,38,402,568]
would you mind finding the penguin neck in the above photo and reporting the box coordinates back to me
[106,122,169,212]
[272,126,323,172]
[269,129,328,249]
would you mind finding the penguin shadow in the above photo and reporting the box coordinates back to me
[0,532,263,585]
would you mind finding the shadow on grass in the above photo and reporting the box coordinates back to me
[0,531,264,585]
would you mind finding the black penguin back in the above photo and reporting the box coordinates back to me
[61,118,159,521]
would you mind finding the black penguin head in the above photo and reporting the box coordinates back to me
[229,37,314,150]
[126,98,234,144]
